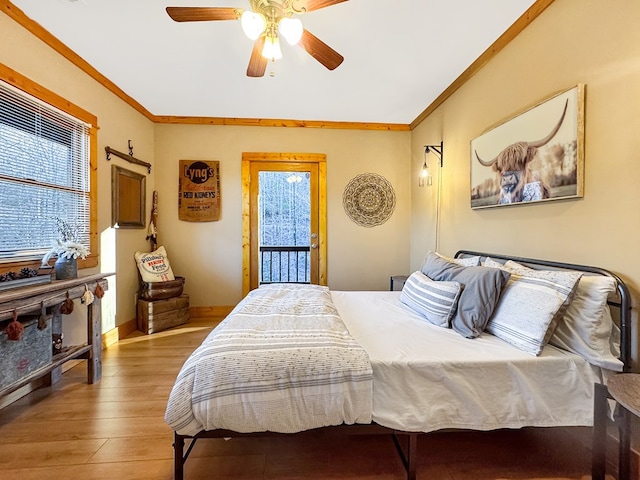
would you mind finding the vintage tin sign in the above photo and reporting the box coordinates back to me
[178,160,221,222]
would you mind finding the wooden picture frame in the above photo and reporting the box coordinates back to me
[112,165,145,228]
[470,85,585,209]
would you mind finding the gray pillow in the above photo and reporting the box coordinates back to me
[421,252,510,338]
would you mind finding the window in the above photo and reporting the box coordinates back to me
[0,67,97,270]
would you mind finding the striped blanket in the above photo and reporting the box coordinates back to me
[164,284,373,435]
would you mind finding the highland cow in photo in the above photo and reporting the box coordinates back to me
[474,100,568,205]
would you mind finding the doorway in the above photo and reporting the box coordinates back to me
[242,153,327,295]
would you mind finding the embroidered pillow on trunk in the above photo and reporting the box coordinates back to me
[135,246,176,282]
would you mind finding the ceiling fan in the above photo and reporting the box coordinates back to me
[166,0,348,77]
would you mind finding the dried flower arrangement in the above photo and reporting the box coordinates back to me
[41,218,90,265]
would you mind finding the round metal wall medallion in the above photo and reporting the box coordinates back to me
[342,173,396,227]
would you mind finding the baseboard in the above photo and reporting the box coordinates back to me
[190,305,234,319]
[102,317,137,349]
[102,326,119,349]
[600,417,640,478]
[101,306,232,347]
[604,430,640,478]
[118,317,138,339]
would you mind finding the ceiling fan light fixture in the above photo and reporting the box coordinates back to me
[278,17,303,45]
[241,11,266,40]
[262,35,283,61]
[166,0,348,76]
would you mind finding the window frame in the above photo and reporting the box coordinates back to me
[0,63,98,273]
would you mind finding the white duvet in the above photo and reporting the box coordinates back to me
[165,284,372,435]
[331,290,602,433]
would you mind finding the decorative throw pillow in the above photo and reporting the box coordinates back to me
[482,257,504,268]
[433,252,481,267]
[484,260,582,356]
[550,273,622,370]
[550,276,622,370]
[135,246,176,282]
[421,252,510,338]
[400,271,462,327]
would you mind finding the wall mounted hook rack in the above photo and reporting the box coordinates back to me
[105,140,151,174]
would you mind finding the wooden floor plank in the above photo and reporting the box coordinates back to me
[0,460,175,480]
[87,435,174,463]
[0,416,171,444]
[0,316,616,479]
[0,438,108,468]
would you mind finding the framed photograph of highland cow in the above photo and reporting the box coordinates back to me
[470,85,585,209]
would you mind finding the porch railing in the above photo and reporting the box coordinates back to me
[260,246,310,284]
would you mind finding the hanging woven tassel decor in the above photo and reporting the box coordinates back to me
[94,283,104,299]
[6,310,24,341]
[60,292,74,315]
[37,301,48,330]
[81,284,94,305]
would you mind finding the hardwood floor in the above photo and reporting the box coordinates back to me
[0,317,612,479]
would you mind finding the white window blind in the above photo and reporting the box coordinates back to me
[0,80,90,261]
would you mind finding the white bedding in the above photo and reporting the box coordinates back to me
[165,284,372,435]
[331,290,602,433]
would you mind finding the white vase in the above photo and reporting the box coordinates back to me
[54,256,77,280]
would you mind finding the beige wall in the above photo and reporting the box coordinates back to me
[0,12,155,334]
[5,0,639,368]
[411,0,640,365]
[1,10,412,328]
[155,124,411,307]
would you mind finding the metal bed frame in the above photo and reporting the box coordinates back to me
[172,251,633,480]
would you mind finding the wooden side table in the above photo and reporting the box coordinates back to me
[0,273,112,399]
[593,374,640,480]
[390,275,408,291]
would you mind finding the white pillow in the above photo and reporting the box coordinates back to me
[400,271,462,327]
[484,259,582,356]
[551,274,623,371]
[496,260,623,369]
[483,257,506,269]
[430,251,481,267]
[135,246,176,282]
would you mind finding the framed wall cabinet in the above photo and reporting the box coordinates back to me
[112,165,145,228]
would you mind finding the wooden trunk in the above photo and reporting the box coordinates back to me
[137,294,189,335]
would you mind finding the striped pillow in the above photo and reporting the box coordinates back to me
[400,271,462,327]
[484,259,582,356]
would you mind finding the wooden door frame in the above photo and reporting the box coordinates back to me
[242,152,327,296]
[248,161,319,288]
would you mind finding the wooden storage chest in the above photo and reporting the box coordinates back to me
[137,294,189,334]
[0,316,52,390]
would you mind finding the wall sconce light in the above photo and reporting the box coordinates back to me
[419,141,443,187]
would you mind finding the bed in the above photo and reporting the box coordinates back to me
[165,250,632,480]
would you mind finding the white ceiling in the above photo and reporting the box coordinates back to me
[11,0,537,124]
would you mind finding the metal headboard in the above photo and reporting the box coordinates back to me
[455,250,633,372]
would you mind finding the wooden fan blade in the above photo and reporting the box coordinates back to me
[302,0,349,12]
[298,30,344,70]
[166,7,241,22]
[247,37,268,77]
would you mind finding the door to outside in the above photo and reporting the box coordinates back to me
[242,153,326,295]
